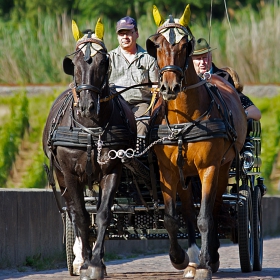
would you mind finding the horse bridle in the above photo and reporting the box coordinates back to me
[75,36,109,95]
[156,23,194,85]
[65,35,110,107]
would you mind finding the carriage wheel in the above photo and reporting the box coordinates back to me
[65,213,75,276]
[238,184,254,272]
[252,185,263,271]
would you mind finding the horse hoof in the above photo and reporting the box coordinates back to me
[80,266,104,280]
[210,260,220,273]
[171,251,189,270]
[194,268,212,280]
[73,262,82,275]
[183,262,198,278]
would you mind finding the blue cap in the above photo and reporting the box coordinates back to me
[116,16,137,32]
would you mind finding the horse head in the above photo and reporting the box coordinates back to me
[63,19,110,119]
[146,5,195,100]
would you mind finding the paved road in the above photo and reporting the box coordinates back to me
[1,237,280,280]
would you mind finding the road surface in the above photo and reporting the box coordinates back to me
[0,237,279,279]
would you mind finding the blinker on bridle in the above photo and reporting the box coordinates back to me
[156,16,192,86]
[66,33,109,107]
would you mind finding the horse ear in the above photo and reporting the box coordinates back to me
[63,57,74,76]
[179,4,191,27]
[95,18,104,40]
[146,35,157,59]
[72,20,84,41]
[153,5,165,27]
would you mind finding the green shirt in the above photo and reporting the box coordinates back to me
[109,44,158,105]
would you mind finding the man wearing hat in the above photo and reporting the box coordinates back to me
[192,38,261,121]
[109,16,158,136]
[192,37,234,85]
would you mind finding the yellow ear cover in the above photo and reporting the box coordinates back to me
[179,4,191,27]
[153,5,165,27]
[95,18,104,40]
[72,20,84,41]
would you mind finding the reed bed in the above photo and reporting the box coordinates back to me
[0,4,279,85]
[0,93,29,186]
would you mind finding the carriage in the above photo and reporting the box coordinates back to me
[43,6,266,280]
[62,118,265,276]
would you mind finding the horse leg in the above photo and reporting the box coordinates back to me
[55,169,91,276]
[208,162,231,273]
[194,166,221,280]
[178,179,200,278]
[161,174,189,270]
[59,173,92,277]
[83,168,121,280]
[73,235,83,275]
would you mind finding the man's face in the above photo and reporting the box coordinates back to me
[117,29,139,50]
[192,52,212,75]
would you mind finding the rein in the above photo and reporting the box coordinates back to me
[99,82,158,103]
[182,79,206,91]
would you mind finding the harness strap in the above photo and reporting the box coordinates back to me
[148,151,158,207]
[176,135,186,190]
[47,92,74,146]
[207,83,237,142]
[69,82,79,106]
[43,159,65,215]
[183,79,206,91]
[86,134,93,190]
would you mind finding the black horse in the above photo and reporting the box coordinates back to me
[43,19,136,280]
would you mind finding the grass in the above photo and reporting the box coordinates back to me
[18,91,61,188]
[1,89,61,189]
[0,93,29,186]
[22,251,66,271]
[1,90,279,194]
[0,4,280,85]
[251,94,280,193]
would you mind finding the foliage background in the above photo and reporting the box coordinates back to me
[0,1,279,85]
[0,0,279,193]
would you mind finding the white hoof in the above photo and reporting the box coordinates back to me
[183,262,198,278]
[73,262,82,276]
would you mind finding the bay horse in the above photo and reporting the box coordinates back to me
[146,5,247,279]
[43,19,136,280]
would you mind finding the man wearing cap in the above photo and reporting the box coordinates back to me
[109,16,158,137]
[192,38,261,121]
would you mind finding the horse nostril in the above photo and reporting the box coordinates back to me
[89,102,94,110]
[160,84,167,92]
[173,84,181,94]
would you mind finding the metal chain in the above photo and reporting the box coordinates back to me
[134,136,172,157]
[97,136,110,165]
[97,135,174,165]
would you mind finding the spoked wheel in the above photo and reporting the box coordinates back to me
[238,184,254,272]
[252,185,263,271]
[65,213,75,276]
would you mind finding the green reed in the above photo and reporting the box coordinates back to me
[10,91,60,188]
[0,4,279,85]
[0,93,29,186]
